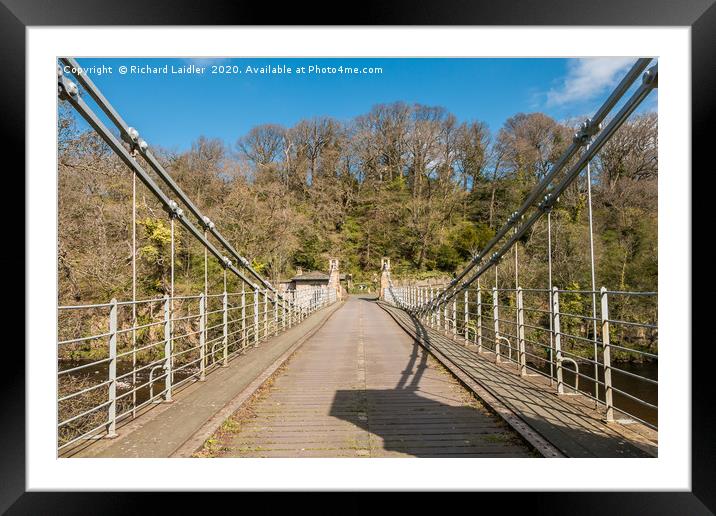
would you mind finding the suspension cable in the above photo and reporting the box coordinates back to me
[57,61,295,311]
[419,60,657,313]
[59,57,292,309]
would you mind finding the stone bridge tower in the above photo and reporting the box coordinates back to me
[328,258,342,299]
[379,257,390,300]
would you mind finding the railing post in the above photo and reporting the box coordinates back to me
[464,289,469,345]
[282,295,287,331]
[517,287,526,376]
[288,291,293,329]
[493,287,500,362]
[438,300,443,330]
[452,296,457,338]
[425,287,435,328]
[429,288,434,327]
[263,289,268,339]
[476,288,482,353]
[239,286,245,349]
[163,294,173,401]
[553,287,563,394]
[199,293,206,381]
[222,290,228,366]
[443,302,448,333]
[431,291,435,326]
[601,287,614,422]
[273,295,279,336]
[254,287,260,346]
[107,298,118,437]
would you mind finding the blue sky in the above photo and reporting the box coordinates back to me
[68,57,657,152]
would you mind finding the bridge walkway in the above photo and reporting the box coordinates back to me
[380,303,657,458]
[203,296,535,458]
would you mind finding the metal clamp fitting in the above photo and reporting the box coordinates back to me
[538,194,553,212]
[573,118,601,145]
[59,77,79,99]
[167,200,183,218]
[126,127,139,142]
[202,216,216,230]
[642,66,658,87]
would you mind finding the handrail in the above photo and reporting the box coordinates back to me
[560,357,580,394]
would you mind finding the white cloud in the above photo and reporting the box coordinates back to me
[546,57,636,107]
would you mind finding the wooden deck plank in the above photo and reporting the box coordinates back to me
[379,302,657,458]
[204,297,534,458]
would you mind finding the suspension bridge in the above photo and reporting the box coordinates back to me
[56,57,658,458]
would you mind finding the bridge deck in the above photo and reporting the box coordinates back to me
[201,296,535,458]
[380,302,657,458]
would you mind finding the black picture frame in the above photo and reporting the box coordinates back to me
[4,0,709,512]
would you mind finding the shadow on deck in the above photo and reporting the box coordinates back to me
[365,299,656,458]
[329,388,535,457]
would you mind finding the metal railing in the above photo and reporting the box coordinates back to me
[56,58,344,453]
[387,58,659,431]
[388,284,657,429]
[57,285,336,452]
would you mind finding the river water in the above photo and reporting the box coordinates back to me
[59,359,199,409]
[529,358,657,427]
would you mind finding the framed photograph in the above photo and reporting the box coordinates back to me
[6,0,710,511]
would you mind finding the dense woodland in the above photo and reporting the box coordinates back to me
[58,101,657,305]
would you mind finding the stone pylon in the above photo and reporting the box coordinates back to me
[379,257,390,300]
[328,258,342,299]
